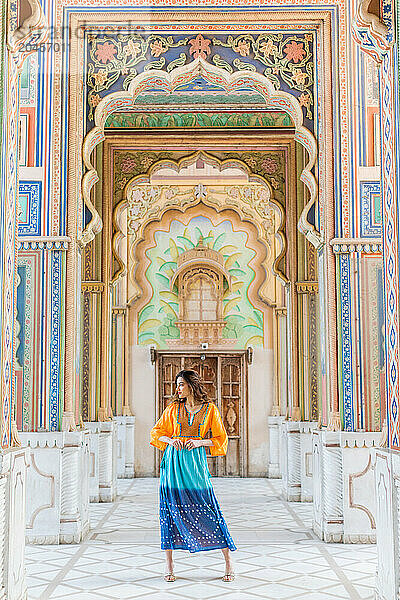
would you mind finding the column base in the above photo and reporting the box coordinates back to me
[281,421,301,502]
[373,448,400,600]
[0,448,28,599]
[85,421,117,503]
[114,416,135,478]
[312,430,343,543]
[19,432,90,545]
[299,422,318,502]
[341,432,380,544]
[312,430,380,544]
[267,416,284,478]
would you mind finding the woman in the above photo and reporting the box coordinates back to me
[150,369,236,583]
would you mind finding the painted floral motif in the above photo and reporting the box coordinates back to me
[299,93,312,109]
[292,68,308,85]
[235,40,251,57]
[86,31,315,122]
[189,34,211,59]
[114,151,176,191]
[87,34,189,119]
[261,157,279,175]
[150,39,167,57]
[95,42,117,64]
[259,39,276,57]
[213,33,314,119]
[283,41,306,63]
[92,69,108,86]
[89,94,101,107]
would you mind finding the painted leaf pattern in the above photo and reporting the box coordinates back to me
[137,218,264,348]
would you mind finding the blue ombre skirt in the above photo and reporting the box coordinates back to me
[159,444,237,553]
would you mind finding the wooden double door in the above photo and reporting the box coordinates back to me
[157,352,247,476]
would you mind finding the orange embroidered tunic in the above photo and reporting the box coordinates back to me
[150,401,228,457]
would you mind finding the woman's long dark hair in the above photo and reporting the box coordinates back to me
[174,370,210,404]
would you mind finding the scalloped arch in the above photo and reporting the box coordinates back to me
[112,151,285,308]
[83,57,320,246]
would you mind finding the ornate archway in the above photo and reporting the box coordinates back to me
[112,150,286,298]
[82,57,319,248]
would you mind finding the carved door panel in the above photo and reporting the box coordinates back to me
[220,357,243,476]
[157,354,246,476]
[183,357,218,402]
[160,356,182,410]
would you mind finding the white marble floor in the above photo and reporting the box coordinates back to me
[26,478,377,600]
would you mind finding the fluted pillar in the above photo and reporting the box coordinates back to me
[299,421,317,501]
[20,432,89,544]
[60,432,90,543]
[374,449,399,600]
[99,421,117,501]
[115,416,135,478]
[312,431,344,541]
[2,448,28,600]
[267,416,284,478]
[281,421,301,501]
[322,436,343,542]
[85,421,117,502]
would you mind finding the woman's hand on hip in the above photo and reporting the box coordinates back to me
[185,438,202,450]
[170,438,184,450]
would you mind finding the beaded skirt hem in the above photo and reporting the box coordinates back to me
[159,445,236,553]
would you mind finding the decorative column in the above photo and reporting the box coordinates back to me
[322,433,343,542]
[279,418,287,483]
[299,421,318,501]
[281,421,301,501]
[98,178,113,423]
[267,416,283,478]
[60,431,90,543]
[312,431,344,542]
[312,430,324,537]
[98,421,117,501]
[267,306,286,479]
[288,284,301,421]
[85,421,117,502]
[3,448,29,600]
[20,431,90,544]
[1,0,47,447]
[296,281,319,420]
[61,443,81,539]
[81,281,104,421]
[353,0,400,593]
[373,450,398,600]
[111,306,135,478]
[115,416,135,478]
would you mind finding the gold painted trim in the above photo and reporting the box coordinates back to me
[296,281,318,293]
[82,281,105,293]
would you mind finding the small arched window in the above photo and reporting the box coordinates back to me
[184,275,218,321]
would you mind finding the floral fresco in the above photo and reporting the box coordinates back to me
[138,216,265,349]
[86,31,315,127]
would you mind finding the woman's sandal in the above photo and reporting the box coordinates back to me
[222,572,235,582]
[164,573,176,583]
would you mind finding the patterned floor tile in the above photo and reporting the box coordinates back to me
[26,478,376,600]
